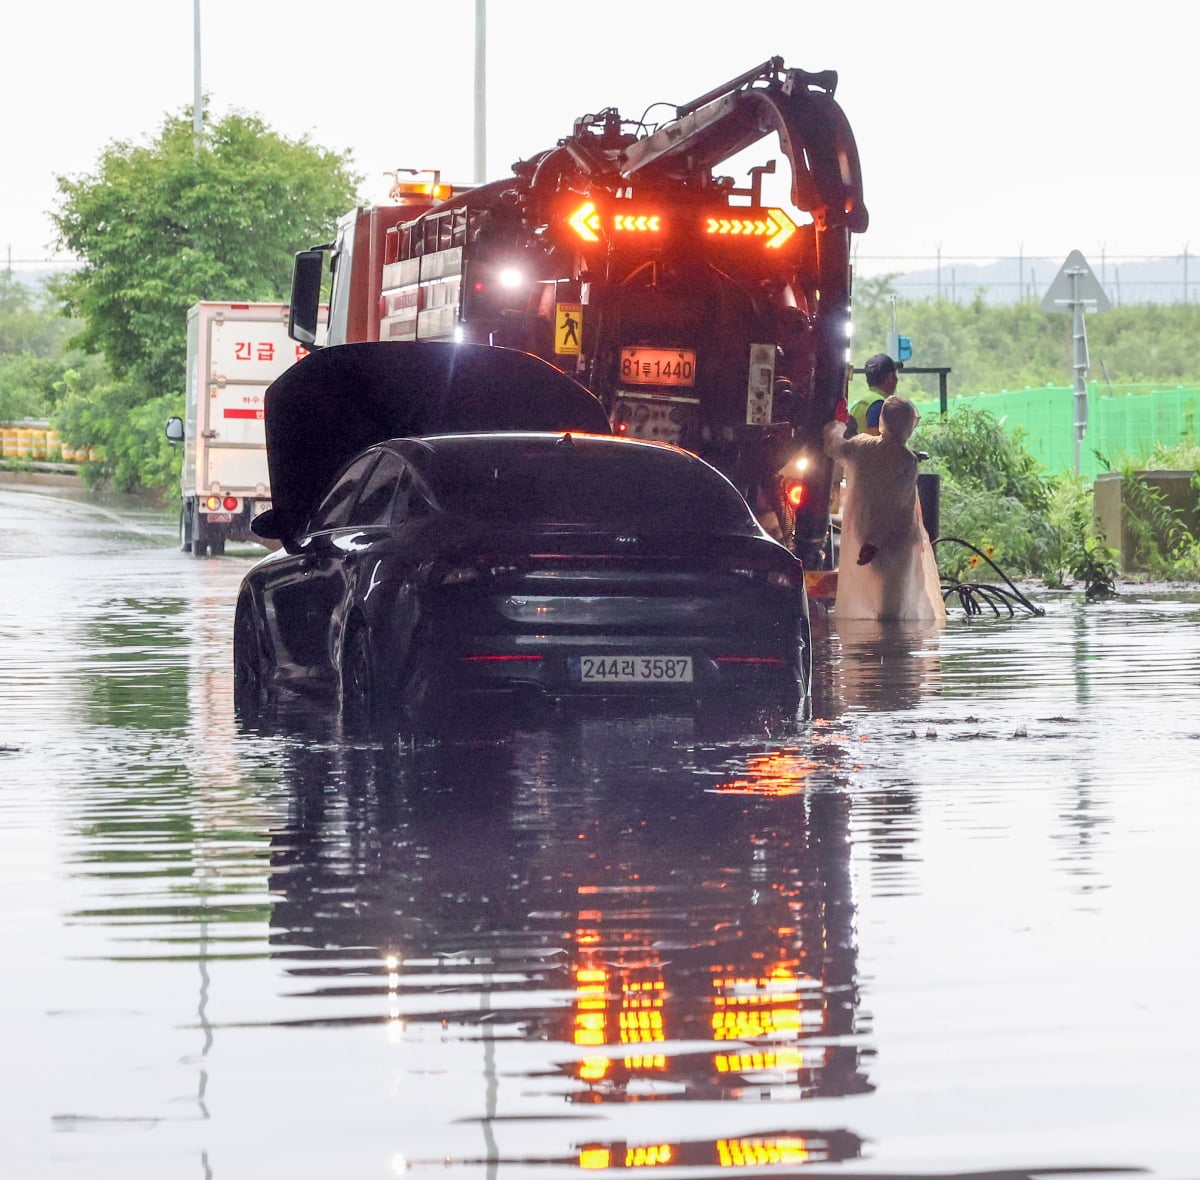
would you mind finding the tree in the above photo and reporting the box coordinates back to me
[1,270,74,357]
[0,272,84,421]
[51,107,360,395]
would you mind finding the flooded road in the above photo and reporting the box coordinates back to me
[3,481,1199,1180]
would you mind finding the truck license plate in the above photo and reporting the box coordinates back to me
[619,347,697,387]
[571,655,693,683]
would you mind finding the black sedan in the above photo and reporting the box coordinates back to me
[232,340,810,732]
[234,430,811,732]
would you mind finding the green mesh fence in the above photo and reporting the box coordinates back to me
[913,384,1200,477]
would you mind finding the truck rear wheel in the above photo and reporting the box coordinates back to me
[190,510,208,558]
[179,506,192,553]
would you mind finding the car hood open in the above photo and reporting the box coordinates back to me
[261,341,611,543]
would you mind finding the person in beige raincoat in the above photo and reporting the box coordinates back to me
[823,395,945,622]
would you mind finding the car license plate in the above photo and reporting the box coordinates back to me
[571,655,694,684]
[619,347,697,387]
[204,512,233,524]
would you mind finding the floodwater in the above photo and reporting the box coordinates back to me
[2,481,1200,1180]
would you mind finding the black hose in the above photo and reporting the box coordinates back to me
[933,536,1045,618]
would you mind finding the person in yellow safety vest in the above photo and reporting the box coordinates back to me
[848,352,901,436]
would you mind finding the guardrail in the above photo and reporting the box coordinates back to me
[0,422,101,463]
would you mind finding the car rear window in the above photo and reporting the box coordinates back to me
[427,441,756,533]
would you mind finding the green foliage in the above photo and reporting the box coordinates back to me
[911,405,1054,580]
[0,353,61,421]
[51,106,360,394]
[914,402,1051,512]
[910,402,1200,588]
[852,291,1200,399]
[53,368,183,493]
[1040,474,1092,587]
[0,270,75,356]
[1069,534,1120,599]
[0,272,84,421]
[1140,431,1200,474]
[1115,460,1200,580]
[23,104,359,495]
[912,406,1095,581]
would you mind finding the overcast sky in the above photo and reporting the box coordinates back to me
[5,0,1196,277]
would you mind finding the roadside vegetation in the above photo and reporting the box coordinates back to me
[2,104,358,492]
[2,119,1197,584]
[910,405,1200,589]
[852,276,1200,396]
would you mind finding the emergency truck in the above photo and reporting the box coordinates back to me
[168,302,324,556]
[289,58,867,566]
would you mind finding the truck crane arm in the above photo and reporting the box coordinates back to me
[618,57,867,233]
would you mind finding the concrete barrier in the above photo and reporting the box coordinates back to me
[1095,470,1199,570]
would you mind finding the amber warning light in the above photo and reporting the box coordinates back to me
[707,208,797,249]
[567,202,797,248]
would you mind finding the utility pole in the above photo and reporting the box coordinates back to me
[193,0,203,155]
[474,0,486,183]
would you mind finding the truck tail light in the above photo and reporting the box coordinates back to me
[782,479,808,509]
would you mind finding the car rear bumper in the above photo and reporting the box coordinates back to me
[443,634,805,699]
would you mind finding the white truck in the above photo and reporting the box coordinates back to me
[167,301,324,557]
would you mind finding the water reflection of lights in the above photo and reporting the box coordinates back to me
[717,1136,810,1166]
[711,749,820,796]
[714,1047,812,1075]
[386,951,404,1034]
[574,1131,856,1169]
[712,965,821,1040]
[579,1143,673,1169]
[573,967,668,1059]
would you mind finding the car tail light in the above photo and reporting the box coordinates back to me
[713,655,788,666]
[767,567,807,590]
[222,495,239,511]
[439,559,520,587]
[460,654,544,664]
[728,561,806,590]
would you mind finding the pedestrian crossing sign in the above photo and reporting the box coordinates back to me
[555,304,583,355]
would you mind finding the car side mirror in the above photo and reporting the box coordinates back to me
[165,416,184,445]
[251,508,302,554]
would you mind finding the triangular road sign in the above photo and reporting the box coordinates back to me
[1041,249,1111,313]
